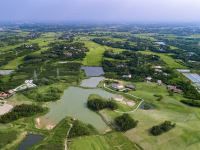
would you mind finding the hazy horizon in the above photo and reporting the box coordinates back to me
[0,0,200,23]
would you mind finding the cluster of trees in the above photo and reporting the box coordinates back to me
[46,41,88,60]
[181,99,200,107]
[93,37,171,53]
[24,87,63,102]
[103,50,163,81]
[87,94,118,111]
[150,121,175,136]
[93,38,141,51]
[169,79,200,100]
[114,114,138,131]
[0,104,45,123]
[69,120,97,138]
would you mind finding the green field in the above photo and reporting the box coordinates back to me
[69,132,139,150]
[103,82,200,150]
[81,38,124,66]
[140,51,186,69]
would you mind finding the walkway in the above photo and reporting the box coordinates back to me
[103,83,144,113]
[64,123,73,150]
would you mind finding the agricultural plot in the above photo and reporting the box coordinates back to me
[69,132,139,150]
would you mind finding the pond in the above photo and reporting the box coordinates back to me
[80,77,105,88]
[81,66,104,77]
[38,86,114,132]
[0,70,14,75]
[18,134,44,150]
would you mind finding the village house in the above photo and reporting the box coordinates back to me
[167,85,182,93]
[146,77,152,82]
[111,82,124,90]
[0,92,9,100]
[122,74,132,79]
[157,80,162,85]
[125,84,136,90]
[153,65,162,69]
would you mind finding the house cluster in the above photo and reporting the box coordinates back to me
[145,76,162,85]
[0,90,15,100]
[167,85,182,94]
[111,81,136,92]
[14,80,37,92]
[0,80,36,100]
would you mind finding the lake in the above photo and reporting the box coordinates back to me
[39,86,114,132]
[80,76,105,88]
[81,66,104,77]
[18,134,43,150]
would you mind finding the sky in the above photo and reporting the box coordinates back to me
[0,0,200,23]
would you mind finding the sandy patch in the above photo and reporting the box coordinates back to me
[0,103,13,115]
[35,117,55,130]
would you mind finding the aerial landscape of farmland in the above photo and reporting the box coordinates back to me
[0,0,200,150]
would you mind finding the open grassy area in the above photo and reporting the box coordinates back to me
[0,130,19,149]
[69,132,140,150]
[140,51,186,69]
[103,82,200,150]
[82,40,106,66]
[81,37,124,66]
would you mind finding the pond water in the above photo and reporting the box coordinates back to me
[81,66,104,77]
[39,86,114,132]
[18,134,44,150]
[80,77,105,88]
[0,70,14,75]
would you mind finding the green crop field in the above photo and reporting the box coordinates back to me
[102,82,200,150]
[140,51,186,69]
[82,38,124,66]
[69,132,139,150]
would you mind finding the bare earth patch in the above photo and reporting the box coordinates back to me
[0,103,13,115]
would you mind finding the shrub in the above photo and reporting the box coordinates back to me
[0,104,45,123]
[87,94,118,111]
[181,99,200,107]
[114,114,138,131]
[150,121,175,136]
[68,120,97,138]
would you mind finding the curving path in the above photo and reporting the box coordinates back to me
[64,123,73,150]
[103,83,144,113]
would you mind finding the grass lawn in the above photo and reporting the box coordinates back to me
[0,130,19,149]
[81,37,124,66]
[106,82,200,150]
[140,51,186,69]
[82,40,106,66]
[69,132,139,150]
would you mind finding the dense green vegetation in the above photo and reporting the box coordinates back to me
[114,114,138,131]
[181,99,200,107]
[69,120,97,138]
[23,87,63,102]
[0,104,46,123]
[69,132,139,150]
[34,117,73,150]
[0,130,18,149]
[87,94,118,111]
[150,121,176,136]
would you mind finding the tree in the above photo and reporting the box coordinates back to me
[114,114,138,131]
